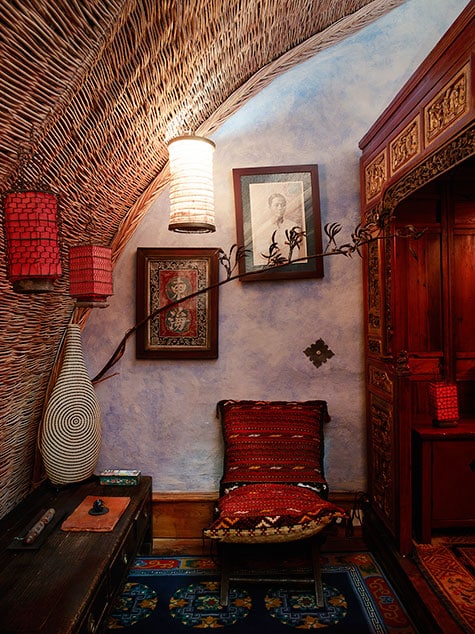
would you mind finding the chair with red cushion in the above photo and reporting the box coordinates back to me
[204,399,346,606]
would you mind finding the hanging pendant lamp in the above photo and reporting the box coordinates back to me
[167,135,216,233]
[2,189,62,293]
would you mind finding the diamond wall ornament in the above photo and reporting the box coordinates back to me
[304,338,334,368]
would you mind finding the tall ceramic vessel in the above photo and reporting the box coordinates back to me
[41,324,102,485]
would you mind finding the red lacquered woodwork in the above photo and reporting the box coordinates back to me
[413,420,475,543]
[360,3,475,555]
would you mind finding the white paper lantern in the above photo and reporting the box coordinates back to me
[168,135,216,232]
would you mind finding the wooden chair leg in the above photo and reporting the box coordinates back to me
[219,544,231,607]
[311,538,324,608]
[217,539,325,608]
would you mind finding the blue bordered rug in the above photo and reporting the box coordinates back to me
[106,553,416,632]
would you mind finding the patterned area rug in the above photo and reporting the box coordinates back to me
[107,553,417,632]
[415,539,475,634]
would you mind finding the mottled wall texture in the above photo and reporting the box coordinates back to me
[83,0,470,494]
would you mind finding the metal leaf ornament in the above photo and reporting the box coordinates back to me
[218,244,249,279]
[261,225,305,267]
[91,214,425,384]
[304,338,335,368]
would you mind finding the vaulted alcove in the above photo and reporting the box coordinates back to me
[359,1,475,556]
[392,158,475,418]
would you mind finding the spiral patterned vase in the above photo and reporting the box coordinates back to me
[41,324,102,485]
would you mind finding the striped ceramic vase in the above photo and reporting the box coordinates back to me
[41,324,102,485]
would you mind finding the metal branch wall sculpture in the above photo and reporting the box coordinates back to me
[90,218,423,384]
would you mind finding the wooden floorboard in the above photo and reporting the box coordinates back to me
[364,518,469,634]
[152,520,366,556]
[396,549,465,634]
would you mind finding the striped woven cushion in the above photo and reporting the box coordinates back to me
[218,399,329,496]
[204,483,346,543]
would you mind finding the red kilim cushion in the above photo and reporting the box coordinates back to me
[218,400,329,496]
[204,483,346,543]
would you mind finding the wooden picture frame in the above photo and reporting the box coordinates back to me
[233,164,324,281]
[136,248,219,359]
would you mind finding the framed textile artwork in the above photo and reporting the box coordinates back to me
[233,164,324,281]
[136,247,219,359]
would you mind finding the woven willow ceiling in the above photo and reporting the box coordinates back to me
[0,0,405,253]
[0,0,404,515]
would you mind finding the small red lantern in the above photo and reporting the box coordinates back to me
[428,381,459,427]
[3,190,62,292]
[69,244,113,306]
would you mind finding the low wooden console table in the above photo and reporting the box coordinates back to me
[0,475,152,633]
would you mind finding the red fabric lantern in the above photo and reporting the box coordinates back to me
[3,190,62,292]
[69,244,113,305]
[428,381,459,427]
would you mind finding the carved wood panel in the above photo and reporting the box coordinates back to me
[368,392,395,532]
[360,4,475,555]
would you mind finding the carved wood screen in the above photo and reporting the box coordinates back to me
[359,3,475,554]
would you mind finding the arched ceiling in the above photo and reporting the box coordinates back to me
[1,0,406,252]
[0,0,404,514]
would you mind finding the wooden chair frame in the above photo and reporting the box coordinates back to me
[217,535,325,607]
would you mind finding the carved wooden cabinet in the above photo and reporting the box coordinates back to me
[359,4,475,555]
[413,422,475,543]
